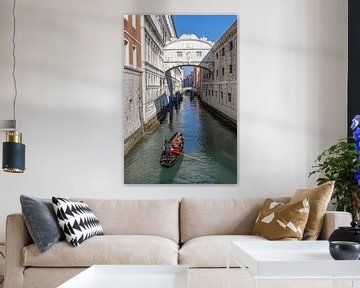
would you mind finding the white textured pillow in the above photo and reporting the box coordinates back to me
[52,197,103,247]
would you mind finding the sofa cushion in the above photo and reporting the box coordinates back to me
[179,235,267,268]
[72,198,179,243]
[23,235,178,267]
[52,197,104,247]
[180,198,289,243]
[20,195,64,253]
[290,181,334,240]
[252,198,310,240]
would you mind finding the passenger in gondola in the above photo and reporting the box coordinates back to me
[176,132,183,141]
[163,140,173,154]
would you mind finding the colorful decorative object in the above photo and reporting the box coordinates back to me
[123,15,238,184]
[352,115,360,185]
[309,115,360,222]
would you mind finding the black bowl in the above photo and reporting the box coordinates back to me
[329,241,360,260]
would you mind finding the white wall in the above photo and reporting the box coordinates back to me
[0,0,347,242]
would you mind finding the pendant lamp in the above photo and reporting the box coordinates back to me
[1,0,26,173]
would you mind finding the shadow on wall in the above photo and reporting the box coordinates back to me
[126,0,170,13]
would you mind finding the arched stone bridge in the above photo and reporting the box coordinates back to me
[164,34,214,72]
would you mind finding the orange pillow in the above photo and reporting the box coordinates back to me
[252,198,310,240]
[289,181,334,240]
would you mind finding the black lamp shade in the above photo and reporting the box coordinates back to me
[3,142,25,172]
[2,133,25,173]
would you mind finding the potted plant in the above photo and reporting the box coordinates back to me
[309,115,360,222]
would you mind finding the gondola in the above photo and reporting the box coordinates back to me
[160,132,184,168]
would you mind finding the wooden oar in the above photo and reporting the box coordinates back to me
[176,152,201,161]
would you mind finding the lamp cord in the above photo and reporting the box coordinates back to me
[12,0,18,129]
[0,251,4,284]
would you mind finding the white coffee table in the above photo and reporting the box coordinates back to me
[228,241,360,288]
[58,265,189,288]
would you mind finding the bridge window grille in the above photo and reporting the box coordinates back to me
[196,51,202,57]
[177,51,182,58]
[228,93,232,102]
[229,64,233,74]
[222,47,225,56]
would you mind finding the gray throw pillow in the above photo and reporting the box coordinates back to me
[20,195,64,253]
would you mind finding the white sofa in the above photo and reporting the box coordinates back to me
[4,198,352,288]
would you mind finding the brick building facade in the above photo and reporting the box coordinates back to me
[124,15,182,155]
[200,21,237,128]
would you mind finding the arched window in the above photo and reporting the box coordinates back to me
[132,45,137,67]
[132,15,136,29]
[124,39,129,66]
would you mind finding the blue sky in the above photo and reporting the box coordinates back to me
[173,15,237,43]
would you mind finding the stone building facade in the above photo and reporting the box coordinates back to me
[124,15,183,155]
[200,21,237,128]
[142,15,178,132]
[124,15,143,154]
[166,67,183,95]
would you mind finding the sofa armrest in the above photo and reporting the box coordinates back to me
[318,211,352,240]
[4,213,33,288]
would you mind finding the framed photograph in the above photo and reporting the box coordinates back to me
[124,15,237,184]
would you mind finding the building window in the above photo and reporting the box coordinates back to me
[222,67,225,75]
[230,41,233,51]
[228,93,232,102]
[177,51,182,58]
[220,92,223,99]
[222,47,225,56]
[124,15,129,21]
[124,39,129,66]
[216,69,218,77]
[132,15,136,29]
[132,45,137,67]
[229,64,233,74]
[216,52,218,59]
[212,90,214,96]
[196,51,202,57]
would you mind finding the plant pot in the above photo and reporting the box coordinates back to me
[329,241,360,260]
[329,221,360,244]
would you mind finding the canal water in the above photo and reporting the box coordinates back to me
[124,95,237,184]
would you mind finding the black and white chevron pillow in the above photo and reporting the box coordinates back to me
[52,197,104,247]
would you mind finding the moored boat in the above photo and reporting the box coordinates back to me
[160,132,184,167]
